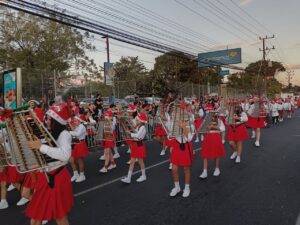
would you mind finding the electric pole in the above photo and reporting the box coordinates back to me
[286,70,294,91]
[259,35,275,96]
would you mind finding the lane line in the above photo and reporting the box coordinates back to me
[74,147,201,197]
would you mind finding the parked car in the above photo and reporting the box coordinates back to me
[144,97,161,105]
[115,98,129,108]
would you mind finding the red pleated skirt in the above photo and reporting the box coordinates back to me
[201,133,225,159]
[87,129,95,135]
[0,168,8,182]
[7,166,24,183]
[246,116,265,128]
[102,139,115,148]
[23,172,38,189]
[164,138,174,147]
[278,110,284,117]
[226,124,249,141]
[26,167,74,221]
[130,141,146,158]
[72,141,89,158]
[155,124,167,136]
[170,140,194,167]
[194,118,202,129]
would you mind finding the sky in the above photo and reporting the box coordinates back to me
[44,0,300,86]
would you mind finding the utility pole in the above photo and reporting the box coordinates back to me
[259,35,275,96]
[286,70,294,91]
[105,35,110,85]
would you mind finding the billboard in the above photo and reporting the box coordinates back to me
[2,68,22,109]
[104,62,114,86]
[198,48,242,68]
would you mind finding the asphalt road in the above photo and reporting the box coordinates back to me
[1,111,300,225]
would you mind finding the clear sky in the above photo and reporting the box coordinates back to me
[47,0,300,86]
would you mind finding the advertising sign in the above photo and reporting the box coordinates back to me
[198,48,242,67]
[2,68,22,109]
[104,62,114,86]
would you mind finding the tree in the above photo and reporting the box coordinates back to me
[227,60,285,97]
[151,52,219,97]
[113,56,149,97]
[0,9,101,99]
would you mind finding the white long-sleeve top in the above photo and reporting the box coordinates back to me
[84,116,96,131]
[40,130,72,171]
[69,124,86,141]
[284,102,292,111]
[270,103,279,117]
[131,125,146,141]
[277,103,284,111]
[198,108,204,118]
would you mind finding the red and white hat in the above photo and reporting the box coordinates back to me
[74,114,85,123]
[127,104,137,112]
[46,103,72,125]
[136,113,147,124]
[104,110,113,118]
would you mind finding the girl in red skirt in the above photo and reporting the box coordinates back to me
[99,111,116,173]
[27,103,73,225]
[199,113,225,179]
[168,120,194,198]
[69,116,88,182]
[194,105,204,143]
[246,98,265,147]
[121,113,148,184]
[226,106,249,163]
[155,103,168,156]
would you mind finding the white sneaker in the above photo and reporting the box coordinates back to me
[195,138,199,143]
[113,153,120,159]
[168,163,172,170]
[230,152,237,160]
[136,176,147,183]
[0,200,8,209]
[255,141,260,147]
[169,187,181,197]
[99,167,108,173]
[201,135,204,141]
[182,189,190,198]
[126,148,131,154]
[7,184,15,192]
[75,174,86,183]
[213,168,221,177]
[99,155,105,161]
[199,170,208,179]
[71,174,79,182]
[235,156,241,163]
[222,140,225,144]
[127,160,131,165]
[121,176,131,184]
[42,221,48,225]
[160,150,166,156]
[16,197,29,206]
[107,164,116,170]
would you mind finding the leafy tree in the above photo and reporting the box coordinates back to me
[0,9,101,99]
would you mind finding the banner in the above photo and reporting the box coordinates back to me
[104,62,114,86]
[198,48,242,67]
[2,68,22,109]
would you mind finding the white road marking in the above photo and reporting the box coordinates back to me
[74,147,201,197]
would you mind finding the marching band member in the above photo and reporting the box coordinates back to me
[121,113,148,184]
[110,104,121,159]
[125,104,137,160]
[0,108,23,209]
[284,98,293,118]
[246,97,265,147]
[194,104,204,143]
[277,99,284,122]
[26,103,73,225]
[270,99,279,125]
[99,111,117,173]
[69,115,88,182]
[199,113,225,178]
[154,102,168,156]
[227,105,249,163]
[168,115,194,198]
